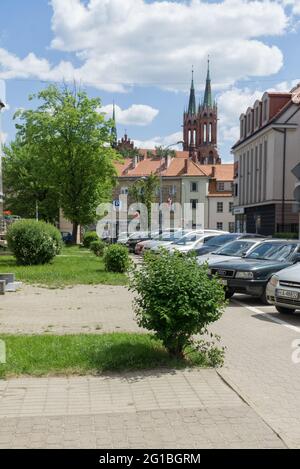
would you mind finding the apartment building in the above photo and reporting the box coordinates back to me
[232,84,300,236]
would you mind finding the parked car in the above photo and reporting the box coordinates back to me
[197,238,265,266]
[165,230,228,255]
[126,231,151,252]
[61,231,72,244]
[195,233,267,257]
[266,263,300,314]
[208,240,300,303]
[144,229,191,254]
[117,232,131,245]
[135,229,176,255]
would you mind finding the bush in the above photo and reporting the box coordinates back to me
[129,250,226,358]
[103,244,130,273]
[82,231,98,248]
[7,219,62,266]
[90,240,106,257]
[273,232,298,240]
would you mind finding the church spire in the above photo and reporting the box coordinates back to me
[187,66,196,115]
[203,57,212,108]
[111,101,117,148]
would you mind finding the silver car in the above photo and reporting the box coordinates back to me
[266,262,300,314]
[165,230,228,254]
[197,238,265,266]
[144,230,191,253]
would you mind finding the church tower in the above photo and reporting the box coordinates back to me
[183,59,221,164]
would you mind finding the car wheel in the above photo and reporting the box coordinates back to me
[225,288,235,299]
[276,306,295,315]
[260,289,271,305]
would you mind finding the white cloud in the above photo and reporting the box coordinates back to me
[0,0,293,92]
[133,131,183,150]
[281,1,300,15]
[101,103,159,126]
[0,132,7,144]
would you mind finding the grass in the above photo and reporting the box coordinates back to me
[0,333,223,378]
[0,246,127,287]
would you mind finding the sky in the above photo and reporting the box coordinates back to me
[0,0,300,162]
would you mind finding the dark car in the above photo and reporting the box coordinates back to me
[61,231,72,244]
[208,240,300,303]
[195,233,266,257]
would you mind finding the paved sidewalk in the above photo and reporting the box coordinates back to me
[0,370,283,449]
[0,285,138,334]
[212,297,300,449]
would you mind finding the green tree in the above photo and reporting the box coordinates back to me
[3,140,59,222]
[129,173,159,226]
[117,147,140,159]
[9,84,117,242]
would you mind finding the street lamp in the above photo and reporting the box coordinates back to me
[0,99,5,220]
[159,140,184,233]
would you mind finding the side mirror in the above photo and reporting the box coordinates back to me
[293,253,300,263]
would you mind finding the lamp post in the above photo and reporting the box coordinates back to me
[158,140,184,233]
[0,99,5,221]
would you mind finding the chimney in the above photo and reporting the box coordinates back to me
[211,166,216,178]
[166,154,172,168]
[132,154,138,168]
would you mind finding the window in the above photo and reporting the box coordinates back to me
[120,186,128,195]
[228,222,235,233]
[217,222,223,230]
[190,182,198,192]
[229,202,234,212]
[263,100,267,121]
[217,182,225,191]
[217,202,223,213]
[209,123,212,143]
[169,184,176,196]
[203,124,207,143]
[190,199,198,209]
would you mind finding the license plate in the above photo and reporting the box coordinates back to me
[220,279,228,286]
[276,289,299,300]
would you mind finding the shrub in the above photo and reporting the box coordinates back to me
[129,250,226,358]
[82,231,98,248]
[103,244,130,273]
[7,219,62,266]
[90,239,106,257]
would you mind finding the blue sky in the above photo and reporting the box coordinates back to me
[1,0,300,162]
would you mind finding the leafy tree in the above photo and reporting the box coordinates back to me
[3,140,59,222]
[117,147,140,159]
[130,250,226,358]
[154,145,176,162]
[8,85,117,242]
[129,173,159,226]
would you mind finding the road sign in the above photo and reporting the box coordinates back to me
[112,199,122,210]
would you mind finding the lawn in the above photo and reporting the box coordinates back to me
[0,246,127,287]
[0,333,223,378]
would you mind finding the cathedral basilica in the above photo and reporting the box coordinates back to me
[183,60,221,165]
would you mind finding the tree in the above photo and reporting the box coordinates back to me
[9,85,117,242]
[129,173,159,227]
[117,147,140,159]
[3,140,59,222]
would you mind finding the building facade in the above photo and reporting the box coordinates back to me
[232,84,300,236]
[183,61,220,165]
[114,149,234,230]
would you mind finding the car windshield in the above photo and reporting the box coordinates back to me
[204,234,238,247]
[214,240,255,257]
[246,242,296,261]
[129,231,149,239]
[174,233,204,245]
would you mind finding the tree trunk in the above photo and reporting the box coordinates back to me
[72,221,79,244]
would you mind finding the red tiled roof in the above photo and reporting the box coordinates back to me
[115,150,234,181]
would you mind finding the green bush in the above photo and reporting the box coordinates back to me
[129,250,226,358]
[103,244,130,273]
[82,231,98,248]
[273,232,298,240]
[7,219,62,266]
[90,239,106,257]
